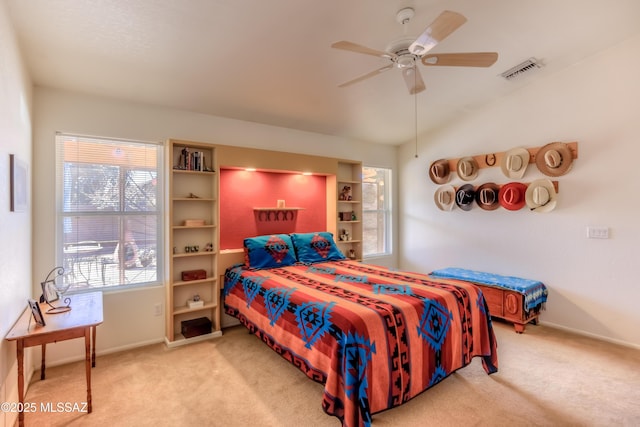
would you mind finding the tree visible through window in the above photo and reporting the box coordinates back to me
[56,134,163,290]
[362,166,391,257]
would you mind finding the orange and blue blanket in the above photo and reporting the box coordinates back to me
[224,260,498,427]
[429,267,548,311]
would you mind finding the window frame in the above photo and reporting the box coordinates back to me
[55,133,164,292]
[362,166,392,258]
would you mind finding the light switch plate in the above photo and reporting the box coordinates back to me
[586,226,609,239]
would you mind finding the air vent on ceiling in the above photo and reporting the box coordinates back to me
[500,57,542,80]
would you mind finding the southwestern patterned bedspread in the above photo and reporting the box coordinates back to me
[224,260,498,427]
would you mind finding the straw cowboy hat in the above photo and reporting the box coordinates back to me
[455,184,476,211]
[535,142,574,177]
[525,179,558,212]
[429,159,450,184]
[456,157,479,181]
[434,185,456,211]
[475,182,501,211]
[498,182,528,211]
[501,147,530,179]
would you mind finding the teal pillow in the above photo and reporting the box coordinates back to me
[243,234,298,269]
[290,232,345,264]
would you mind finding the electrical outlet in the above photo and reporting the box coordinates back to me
[586,226,609,239]
[154,303,163,316]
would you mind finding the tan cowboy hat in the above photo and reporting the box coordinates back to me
[475,183,500,211]
[455,184,476,211]
[499,182,528,211]
[429,159,450,184]
[535,142,573,177]
[434,185,456,211]
[501,147,530,179]
[525,179,557,212]
[456,157,479,182]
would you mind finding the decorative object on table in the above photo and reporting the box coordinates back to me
[455,184,476,211]
[501,147,530,179]
[499,182,528,211]
[339,186,352,201]
[428,159,450,184]
[28,299,46,327]
[434,185,456,211]
[475,182,501,211]
[39,266,72,314]
[535,142,574,177]
[277,199,286,208]
[526,179,557,212]
[9,154,28,212]
[456,157,479,181]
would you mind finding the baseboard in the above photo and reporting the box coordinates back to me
[539,320,640,350]
[40,337,166,368]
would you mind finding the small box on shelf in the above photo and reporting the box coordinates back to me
[187,299,204,309]
[181,269,207,281]
[181,317,212,338]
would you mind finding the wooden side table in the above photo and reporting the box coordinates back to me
[5,292,104,426]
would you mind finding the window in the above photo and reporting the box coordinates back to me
[362,166,392,257]
[56,133,163,291]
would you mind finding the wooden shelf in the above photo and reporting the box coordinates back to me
[165,330,223,348]
[167,139,221,345]
[173,301,218,316]
[172,224,216,230]
[172,277,217,287]
[253,207,304,221]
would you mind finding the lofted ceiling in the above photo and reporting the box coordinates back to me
[6,0,640,145]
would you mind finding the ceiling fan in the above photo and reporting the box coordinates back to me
[331,8,498,94]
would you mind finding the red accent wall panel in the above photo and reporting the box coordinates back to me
[219,169,327,249]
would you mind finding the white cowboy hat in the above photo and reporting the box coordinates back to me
[456,157,479,182]
[434,185,456,211]
[525,179,557,212]
[501,147,530,179]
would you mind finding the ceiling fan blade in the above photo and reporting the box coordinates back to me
[338,64,394,88]
[331,41,393,59]
[421,52,499,67]
[409,10,467,55]
[402,67,425,95]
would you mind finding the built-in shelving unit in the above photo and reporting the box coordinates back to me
[166,139,222,347]
[336,161,363,260]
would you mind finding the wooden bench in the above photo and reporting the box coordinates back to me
[429,268,547,334]
[473,283,540,333]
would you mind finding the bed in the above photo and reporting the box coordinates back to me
[223,233,498,427]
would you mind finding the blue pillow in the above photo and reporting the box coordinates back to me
[243,234,298,269]
[290,232,345,264]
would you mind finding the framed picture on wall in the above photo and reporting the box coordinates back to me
[10,154,28,212]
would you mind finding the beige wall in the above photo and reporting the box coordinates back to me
[0,3,32,427]
[398,33,640,348]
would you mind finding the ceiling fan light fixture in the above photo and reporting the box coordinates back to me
[409,35,437,56]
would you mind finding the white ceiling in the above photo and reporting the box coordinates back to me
[6,0,640,145]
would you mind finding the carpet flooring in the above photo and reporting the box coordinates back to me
[20,320,640,426]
